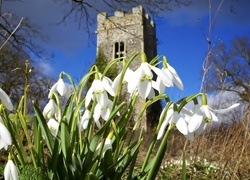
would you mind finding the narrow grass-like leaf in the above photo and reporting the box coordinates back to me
[60,119,71,161]
[33,101,54,153]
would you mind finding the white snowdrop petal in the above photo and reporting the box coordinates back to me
[157,118,169,140]
[147,88,155,99]
[47,118,59,137]
[138,80,151,99]
[94,103,101,122]
[57,78,69,96]
[102,80,115,97]
[4,160,18,180]
[151,66,173,87]
[112,73,121,91]
[167,63,183,90]
[176,116,188,135]
[142,63,153,77]
[201,105,212,119]
[80,110,91,130]
[48,82,57,98]
[194,121,207,135]
[209,103,240,114]
[0,88,13,111]
[188,112,203,133]
[0,122,12,150]
[184,132,195,141]
[85,86,93,108]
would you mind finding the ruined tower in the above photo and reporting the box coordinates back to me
[96,5,161,130]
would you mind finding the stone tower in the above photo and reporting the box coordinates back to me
[96,5,161,130]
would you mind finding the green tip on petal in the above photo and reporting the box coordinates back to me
[107,131,113,139]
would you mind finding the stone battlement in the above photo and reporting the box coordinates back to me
[97,5,154,30]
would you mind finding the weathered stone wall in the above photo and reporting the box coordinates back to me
[96,5,161,130]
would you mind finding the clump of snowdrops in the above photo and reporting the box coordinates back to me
[0,52,239,179]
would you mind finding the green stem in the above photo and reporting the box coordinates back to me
[146,124,173,180]
[3,110,27,165]
[23,60,30,116]
[19,111,37,168]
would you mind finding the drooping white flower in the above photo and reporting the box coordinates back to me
[157,104,193,140]
[4,159,18,180]
[0,121,12,150]
[162,63,183,91]
[95,138,112,158]
[112,68,135,94]
[188,103,240,134]
[0,88,13,111]
[79,109,91,131]
[93,99,120,128]
[157,107,189,140]
[150,66,173,94]
[134,62,154,99]
[94,100,112,120]
[157,105,174,140]
[48,78,71,99]
[47,118,59,137]
[43,99,58,119]
[85,78,115,108]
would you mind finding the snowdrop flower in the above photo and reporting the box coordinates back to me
[150,66,173,94]
[95,138,112,158]
[131,62,154,99]
[157,105,189,140]
[48,78,71,99]
[4,159,18,180]
[0,88,13,111]
[43,99,58,119]
[188,103,240,134]
[47,118,59,137]
[161,57,183,91]
[112,68,135,94]
[157,105,174,140]
[93,99,120,128]
[0,120,12,150]
[79,109,91,131]
[129,60,167,99]
[85,78,115,108]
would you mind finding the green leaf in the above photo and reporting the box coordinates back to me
[100,149,115,178]
[33,116,43,166]
[85,172,99,180]
[24,115,32,122]
[32,101,54,154]
[60,119,71,161]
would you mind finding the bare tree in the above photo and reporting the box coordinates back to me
[207,35,250,106]
[0,1,54,111]
[0,44,54,112]
[58,0,190,31]
[0,10,51,59]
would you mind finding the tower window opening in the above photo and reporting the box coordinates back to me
[114,41,126,60]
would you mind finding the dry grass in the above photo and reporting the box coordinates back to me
[138,109,250,179]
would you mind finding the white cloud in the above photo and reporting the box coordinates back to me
[35,61,53,76]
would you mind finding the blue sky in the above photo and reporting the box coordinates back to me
[3,0,250,100]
